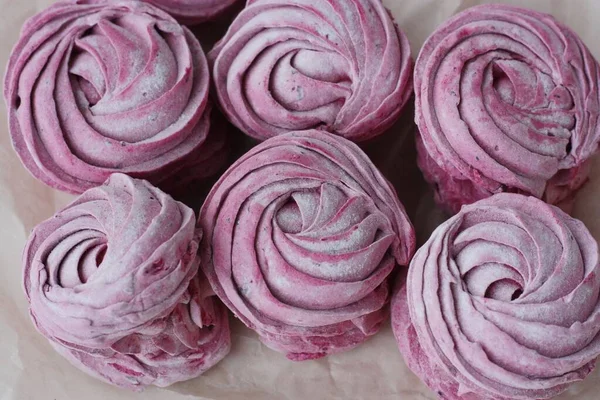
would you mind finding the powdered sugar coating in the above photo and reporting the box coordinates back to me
[23,174,230,390]
[199,130,415,360]
[414,4,600,214]
[145,0,238,25]
[208,0,413,142]
[4,0,221,194]
[391,193,600,400]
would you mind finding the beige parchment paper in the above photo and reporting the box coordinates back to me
[2,1,600,399]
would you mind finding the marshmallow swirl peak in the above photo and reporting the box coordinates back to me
[4,0,215,194]
[199,130,415,360]
[23,174,230,390]
[414,4,600,214]
[145,0,239,25]
[392,193,600,400]
[208,0,413,142]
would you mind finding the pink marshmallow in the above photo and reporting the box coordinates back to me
[208,0,413,142]
[392,193,600,399]
[414,4,600,214]
[4,0,225,195]
[199,130,415,360]
[22,173,230,390]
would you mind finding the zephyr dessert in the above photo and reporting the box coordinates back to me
[145,0,239,25]
[4,0,224,195]
[414,4,600,214]
[208,0,413,142]
[23,174,230,390]
[392,193,600,400]
[199,130,415,360]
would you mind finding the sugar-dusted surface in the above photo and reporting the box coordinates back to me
[414,4,600,214]
[199,130,415,360]
[22,174,230,390]
[392,193,600,399]
[208,0,413,142]
[4,1,600,400]
[4,0,224,195]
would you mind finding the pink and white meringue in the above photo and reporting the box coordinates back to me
[208,0,413,142]
[23,174,230,390]
[144,0,239,25]
[414,4,600,214]
[392,193,600,400]
[199,130,415,360]
[4,0,223,195]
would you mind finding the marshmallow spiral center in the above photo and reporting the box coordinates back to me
[200,130,415,359]
[404,194,600,399]
[415,4,600,203]
[5,0,211,193]
[209,0,412,141]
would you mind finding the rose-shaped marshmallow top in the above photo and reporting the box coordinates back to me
[208,0,413,142]
[145,0,239,25]
[414,4,600,213]
[392,193,600,400]
[4,0,216,194]
[199,130,415,360]
[23,174,230,389]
